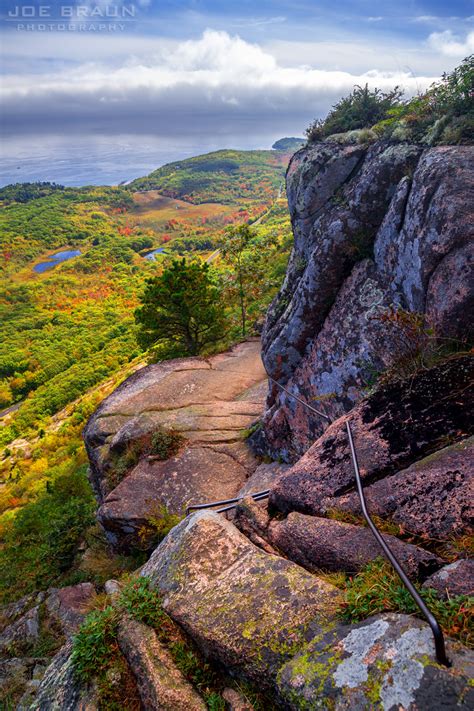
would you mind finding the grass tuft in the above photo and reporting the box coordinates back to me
[340,558,473,648]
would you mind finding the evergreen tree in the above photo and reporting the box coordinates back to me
[135,258,226,357]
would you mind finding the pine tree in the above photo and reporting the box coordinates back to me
[135,258,226,357]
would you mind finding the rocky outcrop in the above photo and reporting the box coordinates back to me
[267,513,442,578]
[328,436,474,539]
[29,643,98,711]
[83,339,267,551]
[0,583,96,708]
[269,357,473,518]
[261,142,474,458]
[423,559,474,599]
[45,583,96,639]
[278,613,474,710]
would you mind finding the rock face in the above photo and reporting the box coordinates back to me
[423,559,474,599]
[141,511,340,685]
[45,583,96,639]
[329,437,474,539]
[29,643,98,711]
[267,513,442,578]
[261,142,474,459]
[83,339,267,551]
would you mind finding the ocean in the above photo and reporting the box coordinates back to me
[0,132,280,188]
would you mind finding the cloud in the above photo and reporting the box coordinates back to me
[0,29,439,136]
[428,30,474,57]
[230,16,286,28]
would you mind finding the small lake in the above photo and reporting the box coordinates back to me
[143,248,166,261]
[33,249,82,273]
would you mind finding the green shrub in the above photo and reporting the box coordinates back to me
[150,428,184,459]
[306,84,404,140]
[71,606,119,681]
[118,577,165,628]
[0,466,95,603]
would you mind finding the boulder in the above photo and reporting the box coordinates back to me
[277,613,474,710]
[45,583,96,638]
[141,511,340,684]
[423,559,474,599]
[117,616,206,710]
[0,604,40,655]
[83,339,267,551]
[268,513,442,579]
[30,643,98,711]
[329,437,474,539]
[269,356,473,516]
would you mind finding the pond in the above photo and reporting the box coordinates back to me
[34,249,82,273]
[143,247,166,261]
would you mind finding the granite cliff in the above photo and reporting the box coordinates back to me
[260,139,473,460]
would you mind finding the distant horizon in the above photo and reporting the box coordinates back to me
[1,1,472,185]
[0,132,304,188]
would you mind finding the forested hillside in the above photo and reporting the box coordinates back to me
[0,146,294,604]
[127,149,289,203]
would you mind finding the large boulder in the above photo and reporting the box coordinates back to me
[269,356,473,516]
[261,143,474,458]
[328,437,474,539]
[83,340,267,551]
[267,513,442,579]
[277,613,474,710]
[141,511,341,685]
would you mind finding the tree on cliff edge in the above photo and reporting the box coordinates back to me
[135,258,226,358]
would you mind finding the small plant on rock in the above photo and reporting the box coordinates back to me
[118,576,166,628]
[340,558,474,648]
[71,606,119,681]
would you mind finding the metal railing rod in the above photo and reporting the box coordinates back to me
[266,374,332,423]
[215,491,270,514]
[345,420,450,667]
[186,489,270,515]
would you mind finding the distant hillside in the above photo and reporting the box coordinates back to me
[272,137,305,151]
[127,149,290,205]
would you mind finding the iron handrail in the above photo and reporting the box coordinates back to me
[185,489,270,516]
[266,374,332,423]
[345,420,450,666]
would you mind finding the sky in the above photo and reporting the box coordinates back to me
[0,1,473,144]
